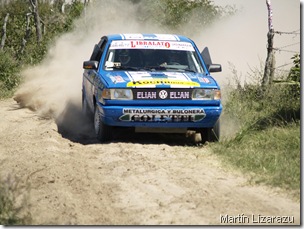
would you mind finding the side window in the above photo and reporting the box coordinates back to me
[89,38,107,62]
[89,44,101,61]
[98,39,107,60]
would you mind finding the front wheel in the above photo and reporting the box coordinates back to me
[82,92,92,119]
[94,106,112,142]
[200,119,220,143]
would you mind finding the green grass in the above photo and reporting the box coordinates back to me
[211,122,300,194]
[209,70,301,200]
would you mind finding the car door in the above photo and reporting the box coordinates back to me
[83,38,107,111]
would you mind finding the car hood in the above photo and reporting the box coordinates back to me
[103,71,218,88]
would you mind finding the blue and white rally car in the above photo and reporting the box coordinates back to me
[82,33,222,143]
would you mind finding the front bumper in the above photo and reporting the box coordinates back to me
[96,103,222,129]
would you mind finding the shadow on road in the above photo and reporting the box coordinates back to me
[55,102,202,146]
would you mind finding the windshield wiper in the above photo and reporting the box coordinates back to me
[112,65,197,73]
[112,66,141,71]
[143,66,167,71]
[183,69,197,73]
[163,66,196,73]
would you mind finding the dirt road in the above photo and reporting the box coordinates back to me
[0,98,300,225]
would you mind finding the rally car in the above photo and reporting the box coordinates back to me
[82,33,222,143]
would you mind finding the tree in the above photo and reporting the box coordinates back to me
[126,0,227,32]
[0,13,9,50]
[0,0,87,97]
[262,0,275,92]
[29,0,42,43]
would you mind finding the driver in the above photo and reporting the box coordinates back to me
[118,49,131,65]
[160,50,183,66]
[168,50,183,64]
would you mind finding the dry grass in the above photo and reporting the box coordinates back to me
[0,172,32,225]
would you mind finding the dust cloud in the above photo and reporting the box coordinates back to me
[14,1,141,112]
[13,0,300,141]
[14,0,163,137]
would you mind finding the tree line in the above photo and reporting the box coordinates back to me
[0,0,85,96]
[0,0,229,97]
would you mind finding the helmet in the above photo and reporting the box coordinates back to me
[169,50,181,62]
[118,49,131,65]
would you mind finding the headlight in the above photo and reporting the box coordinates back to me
[192,89,221,100]
[101,89,133,100]
[112,89,133,100]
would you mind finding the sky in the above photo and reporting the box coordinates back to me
[202,0,301,85]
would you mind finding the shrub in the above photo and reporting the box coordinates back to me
[0,51,21,97]
[0,173,32,225]
[288,53,300,83]
[223,67,300,134]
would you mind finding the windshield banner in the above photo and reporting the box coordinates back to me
[110,40,195,51]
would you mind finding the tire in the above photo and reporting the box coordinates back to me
[82,92,92,119]
[94,105,112,142]
[200,119,220,143]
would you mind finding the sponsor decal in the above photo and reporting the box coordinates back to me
[169,91,190,99]
[127,79,200,87]
[159,90,168,99]
[110,40,194,51]
[137,91,157,99]
[131,41,171,48]
[119,108,206,122]
[198,77,211,84]
[109,41,131,49]
[105,61,121,68]
[133,89,192,100]
[121,34,179,41]
[121,34,145,40]
[110,75,125,83]
[149,73,169,79]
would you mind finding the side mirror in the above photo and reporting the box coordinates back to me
[201,47,212,67]
[83,60,99,70]
[209,64,222,73]
[201,47,221,73]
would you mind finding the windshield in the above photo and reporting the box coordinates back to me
[104,40,205,73]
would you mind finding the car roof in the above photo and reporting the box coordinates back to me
[105,34,193,43]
